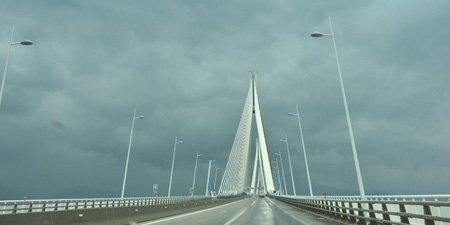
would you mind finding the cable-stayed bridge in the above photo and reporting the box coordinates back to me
[1,72,450,225]
[219,71,275,196]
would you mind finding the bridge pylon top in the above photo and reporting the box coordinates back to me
[249,70,258,87]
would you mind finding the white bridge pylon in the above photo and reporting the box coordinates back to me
[218,71,275,195]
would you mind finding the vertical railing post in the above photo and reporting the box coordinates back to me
[423,205,435,225]
[357,202,366,225]
[313,199,317,212]
[341,201,349,222]
[316,200,321,214]
[320,200,325,214]
[399,204,410,224]
[349,202,356,223]
[330,200,335,217]
[381,203,392,225]
[12,203,18,213]
[368,203,377,225]
[335,201,341,219]
[335,201,342,220]
[325,200,331,217]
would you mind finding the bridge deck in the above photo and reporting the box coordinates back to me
[139,196,342,225]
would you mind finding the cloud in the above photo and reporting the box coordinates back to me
[0,0,449,200]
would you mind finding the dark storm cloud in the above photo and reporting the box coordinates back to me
[0,0,449,200]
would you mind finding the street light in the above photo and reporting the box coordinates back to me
[213,166,221,196]
[272,160,281,194]
[205,159,215,196]
[311,17,366,198]
[0,25,33,108]
[275,151,287,195]
[168,137,183,197]
[280,134,296,196]
[190,151,203,197]
[121,108,144,199]
[288,105,313,197]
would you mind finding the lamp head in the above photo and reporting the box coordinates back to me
[138,116,145,119]
[20,40,33,45]
[311,31,323,37]
[178,141,183,144]
[287,112,294,116]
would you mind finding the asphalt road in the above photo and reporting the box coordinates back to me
[138,196,342,225]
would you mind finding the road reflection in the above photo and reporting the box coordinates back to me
[140,196,344,225]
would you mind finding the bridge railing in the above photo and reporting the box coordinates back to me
[275,194,450,225]
[0,196,211,215]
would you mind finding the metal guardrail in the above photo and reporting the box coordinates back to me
[0,196,211,215]
[275,195,450,225]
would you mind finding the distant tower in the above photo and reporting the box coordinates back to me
[219,71,275,195]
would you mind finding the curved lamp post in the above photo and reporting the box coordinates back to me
[288,105,313,197]
[0,25,33,108]
[121,108,144,199]
[311,17,366,198]
[168,137,183,197]
[205,159,215,196]
[280,134,296,196]
[190,151,203,197]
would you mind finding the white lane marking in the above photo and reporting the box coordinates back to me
[260,198,274,222]
[265,198,310,225]
[223,208,248,225]
[217,210,227,214]
[250,200,256,206]
[139,199,246,224]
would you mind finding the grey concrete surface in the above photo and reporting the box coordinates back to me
[0,197,244,225]
[138,196,344,225]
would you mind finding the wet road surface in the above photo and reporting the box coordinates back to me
[139,196,343,225]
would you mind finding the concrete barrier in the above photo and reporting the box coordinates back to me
[0,196,245,225]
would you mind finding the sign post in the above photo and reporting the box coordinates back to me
[153,184,158,197]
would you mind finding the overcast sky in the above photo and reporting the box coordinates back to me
[0,1,449,200]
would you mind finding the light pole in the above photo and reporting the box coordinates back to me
[275,151,287,195]
[273,160,281,194]
[168,137,183,198]
[0,25,33,108]
[190,151,203,197]
[280,134,296,196]
[288,105,313,196]
[205,159,215,196]
[311,17,366,198]
[213,166,221,196]
[121,108,144,199]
